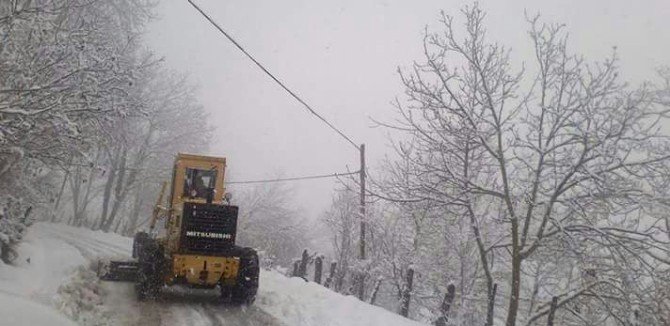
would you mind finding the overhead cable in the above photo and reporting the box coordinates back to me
[227,171,358,185]
[186,0,360,150]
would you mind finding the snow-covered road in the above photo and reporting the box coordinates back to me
[33,223,281,326]
[0,223,425,326]
[99,285,279,326]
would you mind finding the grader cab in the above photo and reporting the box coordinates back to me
[98,153,259,304]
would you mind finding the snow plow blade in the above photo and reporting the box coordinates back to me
[97,260,139,282]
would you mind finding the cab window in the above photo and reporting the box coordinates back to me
[183,168,217,198]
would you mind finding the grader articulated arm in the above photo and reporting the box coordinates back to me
[149,181,169,232]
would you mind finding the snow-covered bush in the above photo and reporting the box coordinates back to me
[56,264,112,326]
[0,196,32,264]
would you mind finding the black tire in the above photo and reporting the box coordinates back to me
[132,232,149,259]
[230,247,259,305]
[135,238,163,301]
[220,286,232,302]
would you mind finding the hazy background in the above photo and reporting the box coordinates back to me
[145,0,670,219]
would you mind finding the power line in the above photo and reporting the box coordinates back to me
[186,0,360,150]
[227,171,357,185]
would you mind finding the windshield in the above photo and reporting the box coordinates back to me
[183,168,217,198]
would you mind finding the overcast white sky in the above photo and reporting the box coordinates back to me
[145,0,670,219]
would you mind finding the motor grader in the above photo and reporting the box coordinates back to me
[98,153,259,304]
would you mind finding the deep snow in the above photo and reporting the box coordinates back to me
[0,223,425,326]
[0,292,76,326]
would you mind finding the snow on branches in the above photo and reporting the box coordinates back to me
[364,4,670,326]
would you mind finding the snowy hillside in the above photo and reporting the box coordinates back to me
[0,223,424,326]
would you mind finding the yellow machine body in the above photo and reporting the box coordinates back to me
[154,153,238,287]
[168,254,240,286]
[101,153,259,303]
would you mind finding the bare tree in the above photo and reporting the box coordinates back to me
[94,68,211,232]
[0,0,154,167]
[322,188,359,292]
[0,0,210,238]
[234,182,310,266]
[1,0,154,227]
[377,4,670,325]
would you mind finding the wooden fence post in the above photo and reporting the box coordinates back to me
[400,268,414,317]
[314,256,323,284]
[298,249,309,278]
[292,260,300,277]
[22,206,32,223]
[324,262,337,288]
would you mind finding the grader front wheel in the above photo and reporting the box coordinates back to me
[134,236,164,301]
[230,247,259,304]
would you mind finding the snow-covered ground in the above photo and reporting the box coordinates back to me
[0,223,425,326]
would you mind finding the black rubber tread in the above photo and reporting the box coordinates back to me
[230,247,260,304]
[135,238,164,301]
[132,232,149,259]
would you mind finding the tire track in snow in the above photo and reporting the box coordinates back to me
[52,227,132,254]
[40,230,126,254]
[136,300,164,326]
[148,288,281,326]
[38,227,131,257]
[200,307,224,326]
[201,304,279,326]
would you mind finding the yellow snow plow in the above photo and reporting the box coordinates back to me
[98,153,259,304]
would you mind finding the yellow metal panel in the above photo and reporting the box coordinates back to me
[176,153,227,163]
[172,153,227,207]
[171,254,239,286]
[165,153,228,254]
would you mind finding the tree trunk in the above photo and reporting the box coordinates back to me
[399,268,414,317]
[69,165,82,226]
[113,217,124,233]
[126,184,144,236]
[99,147,119,229]
[528,266,542,317]
[487,283,498,326]
[76,157,98,227]
[51,169,70,222]
[440,284,456,323]
[369,278,383,305]
[547,296,558,326]
[472,222,496,326]
[103,127,153,232]
[505,239,522,326]
[103,147,127,231]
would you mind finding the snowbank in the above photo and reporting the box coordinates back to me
[56,265,112,326]
[257,270,425,326]
[0,292,76,326]
[0,222,121,326]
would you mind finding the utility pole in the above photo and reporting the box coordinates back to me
[357,143,366,300]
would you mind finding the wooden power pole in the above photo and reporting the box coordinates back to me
[357,143,366,300]
[359,143,366,260]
